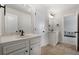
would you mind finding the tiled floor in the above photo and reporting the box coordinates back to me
[41,43,79,55]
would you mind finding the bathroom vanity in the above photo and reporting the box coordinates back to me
[0,34,41,55]
[0,5,42,55]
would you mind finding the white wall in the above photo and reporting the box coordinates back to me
[31,5,49,47]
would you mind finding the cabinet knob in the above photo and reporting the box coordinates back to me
[30,48,32,50]
[25,50,28,52]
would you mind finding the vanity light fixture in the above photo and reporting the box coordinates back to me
[50,13,55,17]
[48,9,55,18]
[0,4,6,16]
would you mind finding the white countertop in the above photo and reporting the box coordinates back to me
[0,33,41,44]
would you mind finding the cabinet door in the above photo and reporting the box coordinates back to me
[30,44,41,55]
[8,48,29,55]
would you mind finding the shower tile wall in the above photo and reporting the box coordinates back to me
[64,15,77,45]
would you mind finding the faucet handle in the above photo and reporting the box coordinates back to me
[19,30,22,32]
[22,30,24,33]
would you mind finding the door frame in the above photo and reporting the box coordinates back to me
[77,13,79,51]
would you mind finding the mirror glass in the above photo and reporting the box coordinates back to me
[5,12,18,34]
[3,4,33,35]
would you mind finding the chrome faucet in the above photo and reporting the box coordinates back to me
[19,30,24,36]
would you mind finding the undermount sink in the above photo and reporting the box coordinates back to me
[19,35,30,38]
[18,34,35,39]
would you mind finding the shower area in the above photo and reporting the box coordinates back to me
[64,13,77,51]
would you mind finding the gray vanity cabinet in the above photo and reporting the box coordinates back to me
[2,40,29,55]
[0,37,41,55]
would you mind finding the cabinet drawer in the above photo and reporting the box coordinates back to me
[8,48,29,55]
[3,41,29,54]
[30,38,40,44]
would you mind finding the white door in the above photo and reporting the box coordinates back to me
[8,48,29,55]
[30,44,41,55]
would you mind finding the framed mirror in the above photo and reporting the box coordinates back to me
[1,4,33,35]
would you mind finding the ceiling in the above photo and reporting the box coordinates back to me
[6,4,79,13]
[6,4,32,13]
[31,4,79,12]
